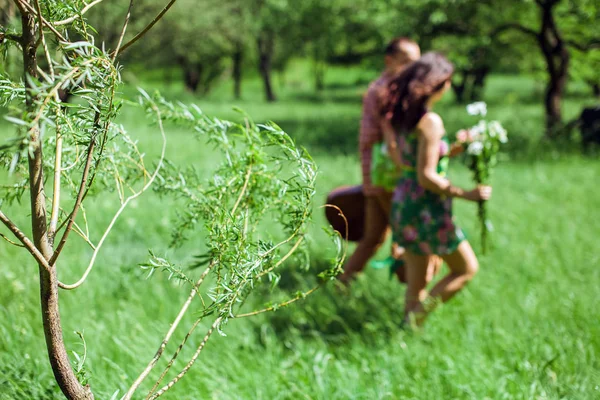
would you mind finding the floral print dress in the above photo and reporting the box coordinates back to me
[391,131,466,255]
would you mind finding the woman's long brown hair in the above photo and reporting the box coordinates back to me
[383,52,454,133]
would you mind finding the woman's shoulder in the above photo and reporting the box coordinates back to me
[416,112,445,138]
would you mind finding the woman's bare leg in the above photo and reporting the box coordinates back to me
[403,251,431,321]
[425,256,443,284]
[430,240,479,302]
[403,241,478,326]
[396,249,440,284]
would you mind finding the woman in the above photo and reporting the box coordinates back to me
[381,52,492,327]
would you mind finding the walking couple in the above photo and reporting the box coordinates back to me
[337,38,492,327]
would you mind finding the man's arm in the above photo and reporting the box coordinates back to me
[359,86,383,152]
[359,85,384,193]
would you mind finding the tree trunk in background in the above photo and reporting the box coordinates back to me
[182,63,202,93]
[20,8,94,400]
[591,82,600,97]
[257,34,276,102]
[453,66,489,103]
[313,45,326,92]
[470,66,490,102]
[314,60,325,92]
[452,72,469,103]
[232,44,243,99]
[538,0,569,137]
[200,59,223,96]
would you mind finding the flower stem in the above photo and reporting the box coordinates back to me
[479,200,487,255]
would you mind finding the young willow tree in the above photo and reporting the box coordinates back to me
[0,1,341,399]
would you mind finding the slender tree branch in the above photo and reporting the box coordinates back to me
[148,317,223,400]
[48,127,63,241]
[50,138,96,266]
[0,210,52,271]
[0,32,23,44]
[146,313,206,397]
[57,105,167,289]
[239,206,348,318]
[235,286,321,318]
[0,232,26,247]
[33,0,55,80]
[71,221,96,250]
[425,21,471,37]
[26,58,107,142]
[112,0,178,57]
[123,261,217,400]
[111,0,133,62]
[16,0,67,42]
[146,322,199,397]
[231,165,252,215]
[61,141,81,171]
[255,236,304,279]
[566,39,600,52]
[534,0,559,7]
[36,65,52,83]
[53,0,106,26]
[12,0,27,16]
[490,23,540,41]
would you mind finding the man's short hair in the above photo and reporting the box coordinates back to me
[384,37,419,57]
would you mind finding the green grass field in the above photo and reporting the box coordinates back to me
[1,62,599,399]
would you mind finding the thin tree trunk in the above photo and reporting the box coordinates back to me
[544,70,567,135]
[539,1,569,137]
[200,60,222,96]
[182,63,202,93]
[470,66,489,102]
[314,60,325,92]
[232,44,243,99]
[452,71,469,103]
[20,7,93,400]
[591,82,600,97]
[257,35,276,102]
[313,46,325,92]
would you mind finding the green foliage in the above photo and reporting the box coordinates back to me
[134,91,341,330]
[82,0,599,103]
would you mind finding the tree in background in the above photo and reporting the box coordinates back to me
[245,0,302,102]
[155,0,232,94]
[87,0,247,96]
[296,0,401,92]
[493,0,599,136]
[298,1,336,91]
[413,0,501,103]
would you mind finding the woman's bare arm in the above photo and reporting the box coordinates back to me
[416,113,451,193]
[416,113,491,201]
[381,118,403,169]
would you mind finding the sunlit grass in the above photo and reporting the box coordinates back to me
[0,64,598,399]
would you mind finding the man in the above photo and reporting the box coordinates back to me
[338,38,420,285]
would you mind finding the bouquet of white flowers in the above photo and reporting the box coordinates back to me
[454,102,508,254]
